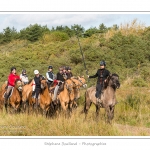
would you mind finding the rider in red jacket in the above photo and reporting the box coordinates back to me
[4,67,20,104]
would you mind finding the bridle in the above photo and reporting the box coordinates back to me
[15,80,23,92]
[65,80,74,94]
[77,77,87,88]
[108,74,120,89]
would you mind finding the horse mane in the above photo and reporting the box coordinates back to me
[71,76,78,79]
[103,73,119,90]
[15,79,21,84]
[111,73,119,78]
[71,76,84,79]
[28,79,33,84]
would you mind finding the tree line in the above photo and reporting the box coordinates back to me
[0,23,118,44]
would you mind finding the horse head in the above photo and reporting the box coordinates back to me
[77,76,87,88]
[65,79,74,93]
[107,73,120,89]
[15,79,23,92]
[41,79,48,90]
[70,77,80,91]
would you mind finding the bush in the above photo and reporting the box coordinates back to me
[132,77,148,87]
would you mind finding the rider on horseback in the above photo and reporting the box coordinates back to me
[4,67,20,104]
[88,60,110,104]
[52,67,66,104]
[46,65,55,89]
[62,66,68,80]
[66,66,73,79]
[32,70,45,107]
[20,69,29,85]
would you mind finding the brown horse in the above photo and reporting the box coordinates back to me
[50,79,75,116]
[23,79,52,117]
[3,79,23,113]
[39,79,52,117]
[0,81,8,111]
[70,76,87,107]
[21,79,33,113]
[83,73,120,123]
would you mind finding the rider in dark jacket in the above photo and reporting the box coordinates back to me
[66,66,73,79]
[52,67,66,103]
[32,70,45,107]
[88,60,110,104]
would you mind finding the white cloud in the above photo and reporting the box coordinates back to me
[0,14,150,32]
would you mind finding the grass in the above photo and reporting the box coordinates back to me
[0,90,150,136]
[0,78,150,136]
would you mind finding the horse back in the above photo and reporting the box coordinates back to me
[85,86,96,103]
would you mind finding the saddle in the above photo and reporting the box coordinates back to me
[50,83,64,95]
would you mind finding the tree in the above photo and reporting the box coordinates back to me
[84,27,99,37]
[19,24,50,42]
[99,23,107,33]
[71,24,85,37]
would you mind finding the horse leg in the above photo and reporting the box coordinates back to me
[34,98,39,116]
[109,106,115,121]
[96,104,100,121]
[5,103,8,113]
[61,102,68,117]
[105,105,114,124]
[72,99,78,109]
[83,101,92,120]
[22,101,27,113]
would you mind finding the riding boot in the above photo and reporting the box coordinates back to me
[4,93,9,105]
[99,93,102,104]
[53,85,59,101]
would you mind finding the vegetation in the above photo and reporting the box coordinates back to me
[0,19,150,136]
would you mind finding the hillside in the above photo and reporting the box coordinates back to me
[0,21,150,86]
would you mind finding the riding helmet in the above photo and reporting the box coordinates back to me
[100,60,106,66]
[59,67,63,71]
[48,65,53,69]
[62,66,67,70]
[67,66,71,70]
[22,69,26,73]
[34,70,39,74]
[10,66,16,72]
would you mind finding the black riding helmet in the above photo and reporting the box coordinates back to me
[48,65,53,69]
[22,69,26,74]
[10,66,16,72]
[67,66,71,70]
[100,60,106,66]
[62,66,67,70]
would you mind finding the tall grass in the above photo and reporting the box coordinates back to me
[1,83,150,136]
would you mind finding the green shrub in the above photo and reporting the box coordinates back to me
[50,31,69,42]
[132,77,148,87]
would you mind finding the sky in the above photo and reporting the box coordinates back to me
[0,13,150,32]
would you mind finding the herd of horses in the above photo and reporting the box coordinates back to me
[0,74,120,123]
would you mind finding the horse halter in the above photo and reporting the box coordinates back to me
[16,80,23,91]
[70,78,80,91]
[109,74,120,89]
[78,78,87,88]
[65,80,73,93]
[41,80,47,90]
